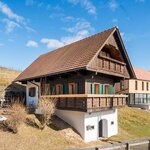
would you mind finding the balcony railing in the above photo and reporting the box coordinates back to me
[90,56,129,77]
[41,94,127,112]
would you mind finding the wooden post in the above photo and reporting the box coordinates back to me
[126,143,130,150]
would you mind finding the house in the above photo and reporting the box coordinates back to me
[14,27,135,142]
[127,67,150,110]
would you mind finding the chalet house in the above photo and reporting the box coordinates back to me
[15,27,135,142]
[127,67,150,110]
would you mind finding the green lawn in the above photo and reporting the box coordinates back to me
[110,106,150,141]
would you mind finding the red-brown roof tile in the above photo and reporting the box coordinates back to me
[134,67,150,81]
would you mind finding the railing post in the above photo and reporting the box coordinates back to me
[126,143,130,150]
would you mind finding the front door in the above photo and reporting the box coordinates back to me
[99,120,103,137]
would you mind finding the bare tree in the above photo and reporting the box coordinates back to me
[37,97,56,129]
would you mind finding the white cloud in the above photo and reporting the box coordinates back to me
[108,0,118,11]
[0,1,35,33]
[0,1,24,23]
[65,19,94,33]
[41,19,94,49]
[40,30,88,49]
[3,19,20,33]
[41,38,64,49]
[68,0,96,16]
[26,40,38,48]
[61,30,89,45]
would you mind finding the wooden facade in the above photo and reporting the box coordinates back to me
[15,27,136,113]
[41,94,127,112]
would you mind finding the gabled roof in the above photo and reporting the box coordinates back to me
[134,67,150,81]
[15,27,135,82]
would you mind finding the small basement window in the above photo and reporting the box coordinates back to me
[86,125,94,131]
[111,121,114,125]
[29,87,36,97]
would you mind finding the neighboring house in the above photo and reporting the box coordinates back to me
[14,27,135,142]
[127,67,150,110]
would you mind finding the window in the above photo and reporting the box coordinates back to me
[90,83,113,94]
[135,81,138,90]
[56,84,63,94]
[40,78,50,95]
[142,82,144,91]
[147,82,149,91]
[86,125,94,131]
[120,81,124,91]
[95,84,100,94]
[51,86,56,95]
[69,83,78,94]
[29,87,36,97]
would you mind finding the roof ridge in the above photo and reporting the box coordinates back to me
[40,26,117,57]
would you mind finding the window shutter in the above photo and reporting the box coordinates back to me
[103,84,105,94]
[76,83,79,94]
[100,84,103,94]
[109,85,113,94]
[51,86,55,95]
[91,84,95,94]
[63,83,68,94]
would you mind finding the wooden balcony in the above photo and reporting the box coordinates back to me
[41,94,127,112]
[88,56,129,78]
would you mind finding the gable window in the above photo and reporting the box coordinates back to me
[29,87,36,97]
[147,82,149,91]
[135,81,138,90]
[142,82,144,91]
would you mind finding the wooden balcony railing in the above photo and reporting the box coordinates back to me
[92,56,129,77]
[41,94,127,112]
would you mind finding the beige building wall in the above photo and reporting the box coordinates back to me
[129,79,150,94]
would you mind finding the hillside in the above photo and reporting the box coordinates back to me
[110,106,150,141]
[0,106,150,150]
[0,66,21,85]
[0,67,150,149]
[0,67,21,97]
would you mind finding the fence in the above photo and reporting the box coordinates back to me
[70,138,150,150]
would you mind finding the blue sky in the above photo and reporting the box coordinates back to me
[0,0,150,71]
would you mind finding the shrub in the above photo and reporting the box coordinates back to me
[3,101,27,133]
[37,98,56,129]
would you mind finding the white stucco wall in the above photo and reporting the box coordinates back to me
[55,110,85,139]
[56,109,118,142]
[84,109,118,142]
[26,81,40,107]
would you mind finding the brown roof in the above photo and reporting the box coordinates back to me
[15,27,117,81]
[134,67,150,81]
[15,26,136,82]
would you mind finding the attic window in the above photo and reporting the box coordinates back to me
[29,87,36,97]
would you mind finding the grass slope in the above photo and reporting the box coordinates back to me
[0,107,150,150]
[0,66,20,85]
[110,106,150,141]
